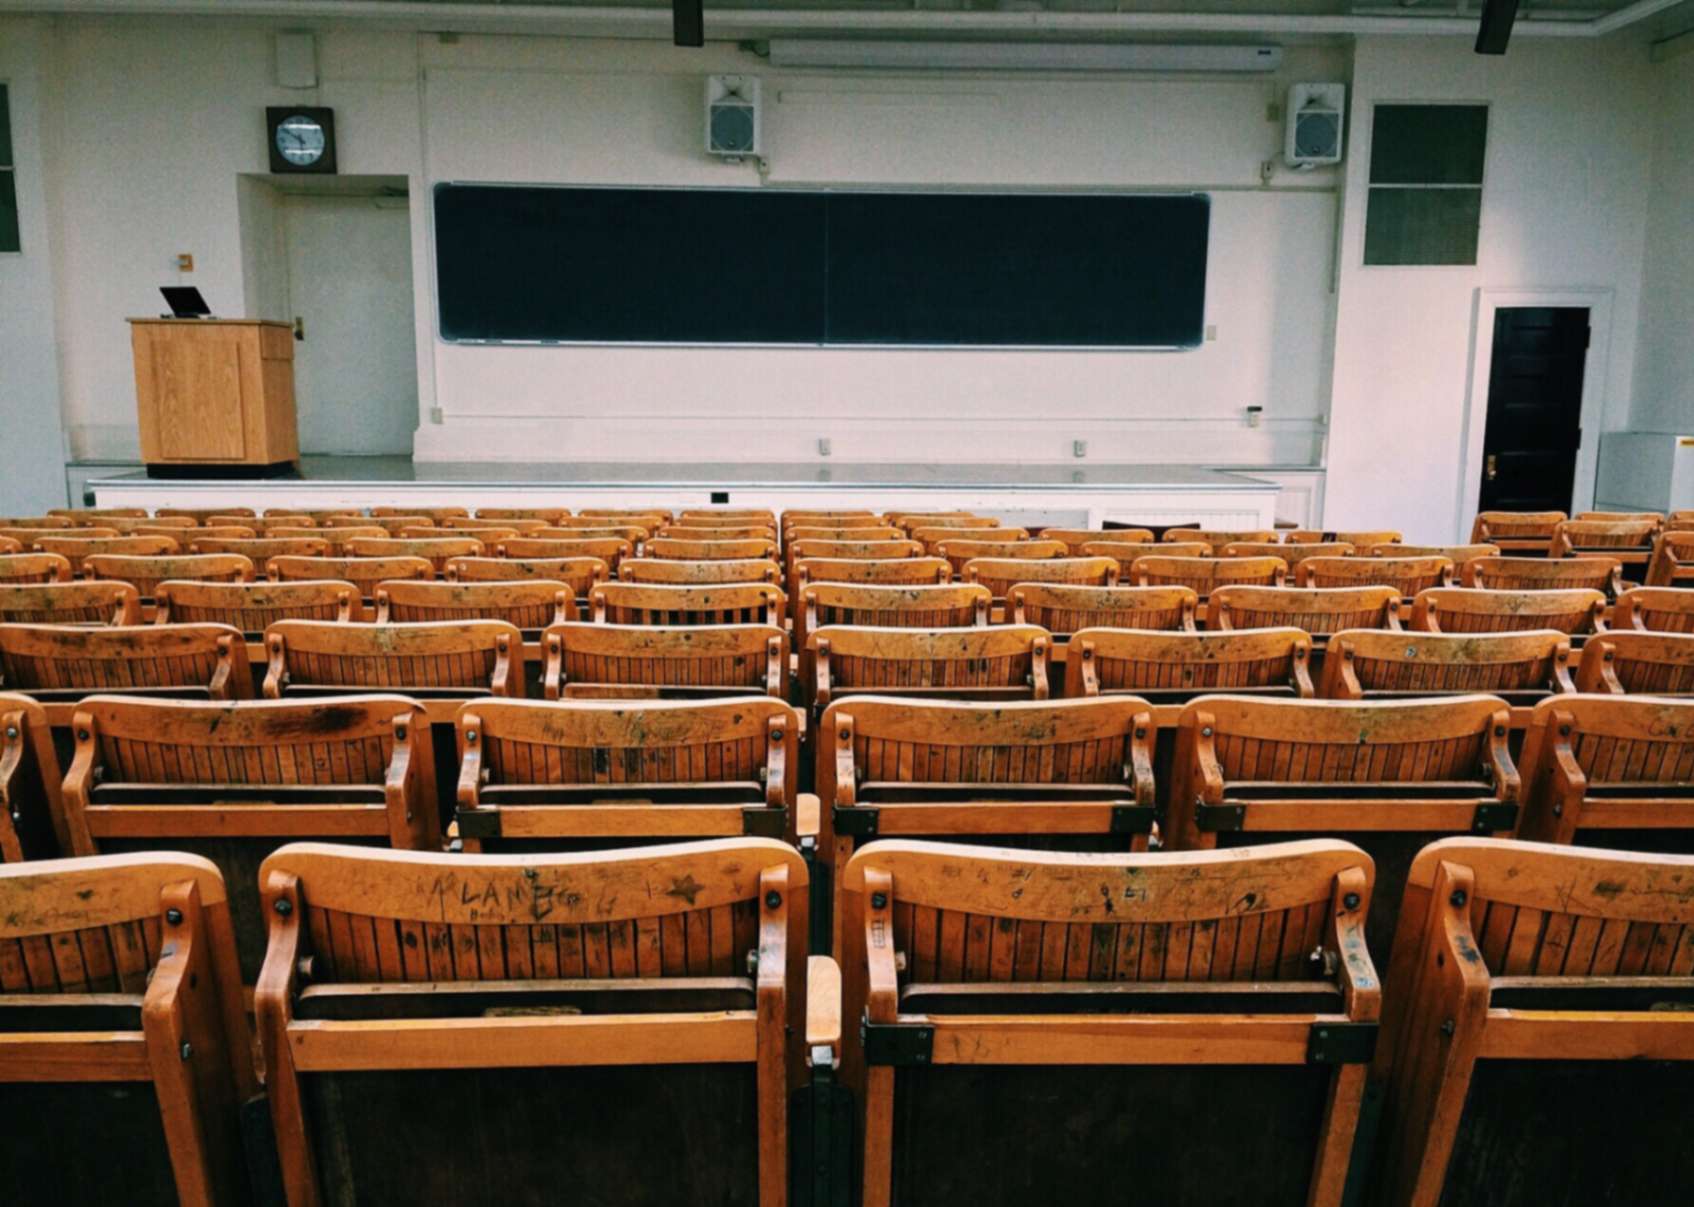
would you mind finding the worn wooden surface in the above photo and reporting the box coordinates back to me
[0,581,142,625]
[1412,587,1606,636]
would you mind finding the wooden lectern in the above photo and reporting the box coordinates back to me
[129,319,300,477]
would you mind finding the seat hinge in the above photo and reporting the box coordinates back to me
[1306,1021,1379,1065]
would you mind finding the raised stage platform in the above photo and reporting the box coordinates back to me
[90,456,1281,526]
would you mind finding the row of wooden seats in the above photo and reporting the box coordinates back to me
[4,833,1692,1205]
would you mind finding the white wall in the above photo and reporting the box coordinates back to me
[1631,45,1694,435]
[1325,36,1654,541]
[0,18,70,512]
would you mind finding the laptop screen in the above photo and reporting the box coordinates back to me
[160,286,211,318]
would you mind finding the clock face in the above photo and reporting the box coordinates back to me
[275,115,327,166]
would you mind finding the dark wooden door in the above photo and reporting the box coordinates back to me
[1479,307,1589,511]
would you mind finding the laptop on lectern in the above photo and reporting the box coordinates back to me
[159,286,212,318]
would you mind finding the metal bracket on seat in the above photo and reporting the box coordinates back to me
[833,805,879,837]
[861,1017,934,1066]
[1195,801,1246,832]
[454,808,501,839]
[1306,1021,1378,1065]
[1471,801,1519,833]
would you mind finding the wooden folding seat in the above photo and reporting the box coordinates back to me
[1207,584,1401,637]
[1084,539,1209,578]
[798,583,990,662]
[592,582,786,627]
[1065,627,1314,702]
[1132,554,1286,594]
[399,523,519,544]
[0,852,255,1205]
[49,507,147,522]
[257,839,807,1205]
[1411,587,1606,636]
[34,535,179,577]
[785,508,879,523]
[0,623,252,703]
[889,512,996,534]
[680,508,777,524]
[1613,585,1694,632]
[326,513,431,533]
[1166,694,1517,956]
[912,526,1029,557]
[98,515,196,534]
[647,537,779,563]
[1038,527,1153,554]
[1516,695,1694,848]
[1321,629,1574,704]
[0,581,142,626]
[1551,519,1658,577]
[270,554,433,599]
[542,622,786,701]
[346,535,484,574]
[370,505,468,520]
[0,515,74,529]
[935,538,1061,580]
[807,625,1052,718]
[500,536,634,571]
[839,839,1379,1207]
[1163,527,1278,546]
[448,554,609,597]
[963,554,1117,601]
[1372,839,1694,1207]
[455,697,802,847]
[1469,509,1565,553]
[265,507,343,521]
[1224,539,1354,570]
[1298,555,1452,596]
[534,523,653,545]
[1,524,119,549]
[154,579,365,632]
[268,524,387,552]
[620,557,781,585]
[0,553,76,585]
[1646,530,1694,587]
[158,505,254,521]
[1576,510,1664,525]
[1008,583,1197,635]
[441,516,549,534]
[264,619,523,701]
[1463,553,1623,595]
[0,537,18,556]
[376,578,574,632]
[785,525,903,545]
[792,557,951,598]
[1287,528,1402,546]
[135,524,253,543]
[552,513,663,533]
[579,506,673,523]
[61,696,437,976]
[659,524,778,542]
[1574,629,1694,695]
[191,535,328,562]
[475,506,571,523]
[1375,543,1499,565]
[787,538,923,584]
[0,692,63,860]
[210,515,319,536]
[85,552,252,599]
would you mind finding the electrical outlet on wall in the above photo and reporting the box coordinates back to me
[818,437,832,457]
[1073,440,1088,458]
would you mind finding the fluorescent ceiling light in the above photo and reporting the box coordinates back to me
[765,39,1285,72]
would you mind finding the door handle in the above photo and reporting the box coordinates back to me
[1485,455,1498,482]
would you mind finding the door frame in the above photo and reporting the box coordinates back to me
[1458,286,1614,533]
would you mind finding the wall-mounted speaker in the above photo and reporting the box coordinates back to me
[1285,83,1346,169]
[705,75,761,158]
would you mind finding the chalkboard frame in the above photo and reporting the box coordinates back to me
[433,182,1211,351]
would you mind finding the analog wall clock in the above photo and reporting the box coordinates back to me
[266,107,337,175]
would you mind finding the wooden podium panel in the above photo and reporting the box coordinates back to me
[130,319,299,475]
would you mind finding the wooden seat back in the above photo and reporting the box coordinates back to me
[793,558,951,599]
[591,582,785,627]
[155,578,364,631]
[1064,627,1314,702]
[398,524,518,544]
[890,512,996,534]
[647,537,778,563]
[785,525,904,544]
[267,525,388,552]
[1163,527,1278,546]
[533,524,653,545]
[1470,509,1566,551]
[543,622,786,700]
[934,538,1061,579]
[328,514,434,534]
[0,622,252,702]
[1518,694,1694,846]
[1576,510,1664,525]
[1007,583,1198,634]
[1552,518,1659,561]
[256,839,805,1206]
[1613,585,1694,632]
[1464,553,1623,595]
[159,505,255,521]
[442,516,550,534]
[447,555,608,596]
[0,692,62,860]
[658,523,777,542]
[499,537,633,570]
[0,852,253,1204]
[1224,539,1354,569]
[1647,531,1694,587]
[579,506,674,523]
[62,695,437,975]
[0,581,142,626]
[1208,585,1401,635]
[1132,554,1286,594]
[1321,629,1574,703]
[618,557,781,585]
[679,508,776,524]
[839,839,1378,1207]
[370,505,469,520]
[0,515,76,529]
[191,536,329,561]
[455,698,802,848]
[1575,629,1694,695]
[1286,529,1402,546]
[474,506,571,523]
[1374,839,1694,1207]
[375,579,574,631]
[1373,542,1500,565]
[1412,587,1606,635]
[911,526,1027,556]
[34,535,179,576]
[264,619,522,699]
[808,625,1052,715]
[209,517,323,537]
[346,536,484,574]
[138,523,254,542]
[48,507,146,521]
[1166,693,1516,956]
[799,584,990,660]
[85,552,252,598]
[787,538,923,585]
[1037,527,1154,553]
[0,537,17,556]
[269,554,433,598]
[962,555,1117,600]
[97,515,196,534]
[1297,555,1452,595]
